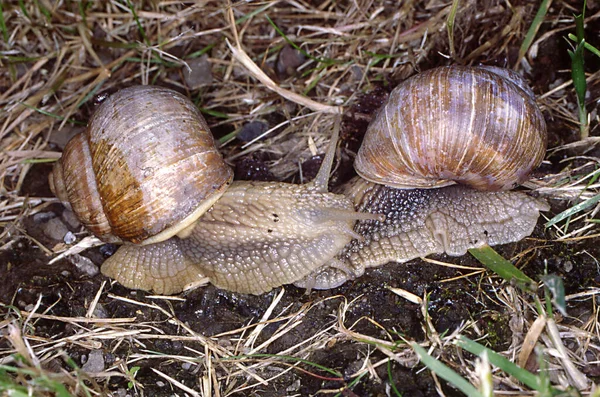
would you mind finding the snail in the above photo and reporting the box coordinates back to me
[294,65,549,289]
[49,65,549,295]
[49,85,378,295]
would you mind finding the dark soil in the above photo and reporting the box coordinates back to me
[2,161,600,396]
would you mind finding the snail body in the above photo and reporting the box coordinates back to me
[51,65,549,295]
[103,177,372,295]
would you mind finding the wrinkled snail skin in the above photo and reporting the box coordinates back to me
[100,238,203,295]
[294,179,549,290]
[101,126,380,295]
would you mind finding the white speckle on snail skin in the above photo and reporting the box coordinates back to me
[341,181,549,270]
[296,178,548,290]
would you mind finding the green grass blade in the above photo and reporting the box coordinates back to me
[22,158,58,164]
[224,354,343,378]
[455,336,541,390]
[236,2,274,25]
[17,0,30,19]
[126,0,149,46]
[265,15,339,66]
[469,245,537,292]
[411,342,482,397]
[514,0,552,68]
[33,0,52,21]
[569,4,588,138]
[0,55,42,63]
[186,43,216,59]
[18,102,86,125]
[545,192,600,228]
[568,34,600,57]
[199,108,229,119]
[569,41,587,138]
[541,274,567,316]
[387,360,403,397]
[0,1,8,43]
[333,371,368,397]
[77,81,106,109]
[446,0,460,59]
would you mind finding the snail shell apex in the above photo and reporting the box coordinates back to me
[49,86,233,244]
[355,66,547,191]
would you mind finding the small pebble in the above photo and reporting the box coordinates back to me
[156,381,165,387]
[92,303,108,319]
[64,231,76,244]
[82,349,105,373]
[42,217,70,241]
[69,254,99,277]
[286,379,301,392]
[276,44,305,77]
[100,244,118,257]
[237,120,269,143]
[563,260,573,272]
[181,362,192,370]
[61,209,81,229]
[184,54,213,89]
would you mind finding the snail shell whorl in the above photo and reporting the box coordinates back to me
[355,66,547,191]
[49,86,233,244]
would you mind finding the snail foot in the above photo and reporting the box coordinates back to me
[101,238,206,295]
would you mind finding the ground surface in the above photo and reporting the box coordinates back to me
[1,1,600,396]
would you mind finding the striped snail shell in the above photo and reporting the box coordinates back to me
[49,86,233,245]
[355,65,547,191]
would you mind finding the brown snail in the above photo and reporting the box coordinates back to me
[49,85,377,295]
[294,65,549,289]
[49,65,549,295]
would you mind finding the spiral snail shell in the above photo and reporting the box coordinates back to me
[49,86,233,245]
[355,66,547,191]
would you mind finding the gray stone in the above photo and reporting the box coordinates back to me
[69,254,99,277]
[42,217,69,241]
[82,350,105,373]
[184,54,212,89]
